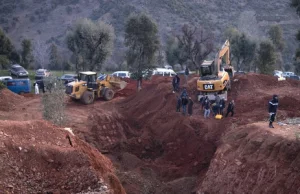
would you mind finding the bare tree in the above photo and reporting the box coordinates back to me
[33,38,49,69]
[176,24,214,73]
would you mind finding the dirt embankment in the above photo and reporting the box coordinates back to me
[0,88,125,194]
[198,122,300,193]
[1,73,300,194]
[197,74,300,193]
[112,74,300,193]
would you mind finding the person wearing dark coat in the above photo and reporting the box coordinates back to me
[40,80,45,93]
[172,75,178,93]
[181,96,189,115]
[184,66,189,84]
[188,97,194,116]
[204,99,211,118]
[176,96,181,112]
[212,103,218,116]
[176,75,180,91]
[225,100,235,117]
[181,88,188,98]
[219,98,226,115]
[268,94,279,128]
[201,96,208,110]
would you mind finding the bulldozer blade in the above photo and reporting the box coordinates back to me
[110,81,127,91]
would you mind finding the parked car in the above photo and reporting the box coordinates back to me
[164,65,173,70]
[288,75,300,80]
[234,71,246,75]
[9,64,29,78]
[35,69,51,80]
[97,74,107,81]
[0,76,12,81]
[176,70,193,75]
[153,68,176,77]
[111,71,130,78]
[59,74,78,85]
[2,78,31,94]
[282,71,295,78]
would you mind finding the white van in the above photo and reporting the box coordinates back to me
[111,71,130,78]
[152,68,176,77]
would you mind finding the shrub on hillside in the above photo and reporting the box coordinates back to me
[41,77,66,126]
[0,82,6,90]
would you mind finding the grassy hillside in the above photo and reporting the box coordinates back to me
[0,0,299,68]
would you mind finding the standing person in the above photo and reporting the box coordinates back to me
[201,95,208,110]
[268,94,279,128]
[219,97,226,115]
[212,103,218,116]
[181,96,189,116]
[188,97,194,116]
[225,100,235,117]
[204,98,211,118]
[172,75,177,93]
[40,80,45,93]
[181,87,188,98]
[176,74,180,91]
[214,93,220,105]
[185,66,189,84]
[34,82,39,95]
[176,96,181,112]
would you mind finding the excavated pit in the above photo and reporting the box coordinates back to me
[1,73,300,193]
[78,74,300,194]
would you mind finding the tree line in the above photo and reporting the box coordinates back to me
[0,29,70,70]
[0,11,298,82]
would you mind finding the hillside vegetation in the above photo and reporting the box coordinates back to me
[0,0,299,68]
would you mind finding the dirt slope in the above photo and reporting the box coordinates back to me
[1,73,300,194]
[0,88,126,194]
[198,121,300,194]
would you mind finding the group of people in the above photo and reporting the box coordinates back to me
[200,94,235,119]
[171,71,279,128]
[176,88,194,116]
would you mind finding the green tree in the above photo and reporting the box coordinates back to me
[225,27,256,71]
[125,14,160,90]
[256,40,276,74]
[66,18,115,72]
[268,25,285,51]
[49,44,61,70]
[291,0,300,72]
[165,35,188,69]
[21,39,34,68]
[176,24,213,73]
[0,28,19,68]
[291,0,300,15]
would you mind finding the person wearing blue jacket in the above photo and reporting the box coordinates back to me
[268,94,279,128]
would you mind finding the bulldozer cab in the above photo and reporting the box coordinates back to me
[79,71,98,90]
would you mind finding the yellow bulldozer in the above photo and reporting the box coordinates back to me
[197,40,234,101]
[66,71,127,104]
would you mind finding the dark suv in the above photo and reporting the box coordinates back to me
[9,64,29,78]
[288,75,300,80]
[59,74,78,85]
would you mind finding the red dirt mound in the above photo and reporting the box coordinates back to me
[0,120,125,194]
[0,89,24,111]
[114,73,300,193]
[198,122,300,193]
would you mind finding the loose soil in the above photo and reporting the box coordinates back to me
[1,73,300,193]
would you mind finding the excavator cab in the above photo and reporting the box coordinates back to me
[200,60,217,80]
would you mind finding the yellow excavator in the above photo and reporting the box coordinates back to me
[197,40,234,101]
[66,71,127,105]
